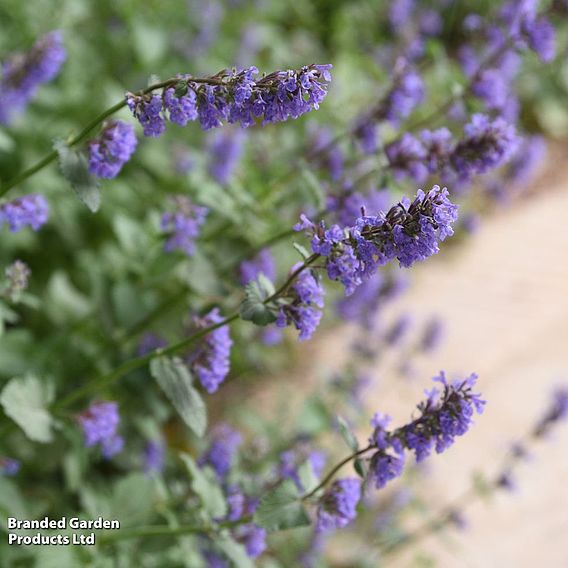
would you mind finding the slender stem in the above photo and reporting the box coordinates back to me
[302,444,375,501]
[266,253,319,303]
[54,312,239,410]
[0,77,210,197]
[379,425,543,558]
[97,446,376,544]
[52,253,318,410]
[112,288,188,346]
[379,488,477,557]
[0,99,126,197]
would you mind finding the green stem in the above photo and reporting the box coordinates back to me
[0,99,126,197]
[1,78,186,197]
[379,488,478,557]
[54,312,239,410]
[52,253,318,410]
[266,253,319,302]
[302,444,375,501]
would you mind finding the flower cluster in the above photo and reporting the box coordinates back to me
[233,523,267,559]
[77,401,124,459]
[2,260,31,300]
[186,308,233,393]
[88,120,138,179]
[239,248,276,285]
[161,196,208,256]
[385,115,518,185]
[452,114,519,178]
[0,457,20,476]
[201,480,267,561]
[0,195,49,233]
[297,186,458,297]
[367,372,485,489]
[0,31,66,124]
[276,264,325,341]
[207,128,247,185]
[382,58,425,125]
[309,125,345,180]
[533,386,568,438]
[494,385,568,495]
[198,423,242,479]
[143,440,165,475]
[501,1,556,63]
[126,64,332,136]
[336,270,408,329]
[353,58,424,152]
[316,478,362,533]
[328,187,392,227]
[505,135,546,186]
[384,314,412,346]
[420,316,445,352]
[278,449,326,491]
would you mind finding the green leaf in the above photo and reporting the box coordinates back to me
[293,242,310,260]
[216,535,256,568]
[297,460,319,495]
[45,272,91,324]
[0,375,54,443]
[0,301,19,336]
[297,396,332,435]
[111,473,155,526]
[33,545,79,568]
[180,251,221,296]
[55,140,101,212]
[239,279,277,326]
[179,453,227,519]
[354,457,367,479]
[336,415,360,452]
[254,480,310,532]
[113,214,150,256]
[299,162,326,210]
[257,273,276,296]
[150,357,207,438]
[0,478,29,523]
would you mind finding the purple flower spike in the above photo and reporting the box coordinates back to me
[126,64,331,136]
[88,120,137,179]
[296,186,458,297]
[365,372,484,491]
[276,264,325,341]
[0,31,66,124]
[143,440,166,474]
[452,114,518,179]
[198,423,242,479]
[0,457,21,476]
[187,308,233,393]
[207,128,246,185]
[316,478,361,533]
[161,196,208,257]
[77,401,124,459]
[126,93,166,137]
[0,195,49,232]
[239,248,276,285]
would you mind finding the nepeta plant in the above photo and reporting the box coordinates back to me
[0,1,567,566]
